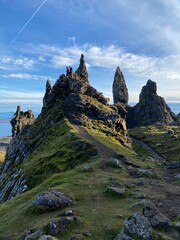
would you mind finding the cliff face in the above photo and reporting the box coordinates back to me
[127,80,177,127]
[0,55,130,203]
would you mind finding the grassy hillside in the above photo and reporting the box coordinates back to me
[129,125,180,162]
[0,122,179,239]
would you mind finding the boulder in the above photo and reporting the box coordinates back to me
[24,230,43,240]
[108,158,122,168]
[108,187,126,196]
[114,212,152,240]
[143,201,172,231]
[32,190,73,210]
[50,216,80,236]
[82,165,94,172]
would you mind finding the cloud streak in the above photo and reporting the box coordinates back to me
[2,73,50,81]
[11,0,47,43]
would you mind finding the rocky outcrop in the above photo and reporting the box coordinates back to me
[113,67,129,105]
[43,55,130,147]
[75,53,89,83]
[43,79,52,108]
[0,54,130,203]
[10,106,35,137]
[127,80,177,127]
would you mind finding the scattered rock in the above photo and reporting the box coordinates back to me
[50,216,80,236]
[82,230,91,236]
[24,230,43,240]
[143,201,173,231]
[32,190,73,210]
[108,178,121,188]
[137,194,147,199]
[64,209,74,216]
[114,232,133,240]
[108,158,122,168]
[174,173,180,180]
[115,212,152,240]
[130,200,147,208]
[137,168,156,178]
[82,165,94,172]
[38,235,59,240]
[108,187,126,196]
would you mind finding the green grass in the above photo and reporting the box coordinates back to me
[0,102,178,239]
[0,122,177,239]
[0,117,141,239]
[129,126,180,162]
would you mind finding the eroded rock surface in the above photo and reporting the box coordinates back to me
[10,106,35,137]
[127,80,177,127]
[143,201,173,231]
[113,67,129,105]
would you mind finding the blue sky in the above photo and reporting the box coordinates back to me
[0,0,180,113]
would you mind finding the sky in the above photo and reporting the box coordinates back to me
[0,0,180,114]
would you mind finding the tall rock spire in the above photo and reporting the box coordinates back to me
[75,54,89,83]
[43,79,52,108]
[112,67,129,105]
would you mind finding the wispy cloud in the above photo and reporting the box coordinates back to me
[2,73,49,81]
[0,56,35,70]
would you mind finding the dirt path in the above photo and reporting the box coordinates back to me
[73,124,180,220]
[131,137,164,160]
[72,124,118,161]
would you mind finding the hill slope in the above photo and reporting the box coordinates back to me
[0,55,179,240]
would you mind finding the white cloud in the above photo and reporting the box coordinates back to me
[0,56,35,70]
[2,73,49,81]
[15,42,180,105]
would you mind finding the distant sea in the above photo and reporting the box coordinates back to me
[0,122,11,137]
[0,103,179,137]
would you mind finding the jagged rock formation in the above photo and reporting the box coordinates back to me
[127,80,177,127]
[0,54,130,203]
[10,106,35,137]
[75,53,89,83]
[43,79,52,108]
[113,67,129,105]
[42,56,130,146]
